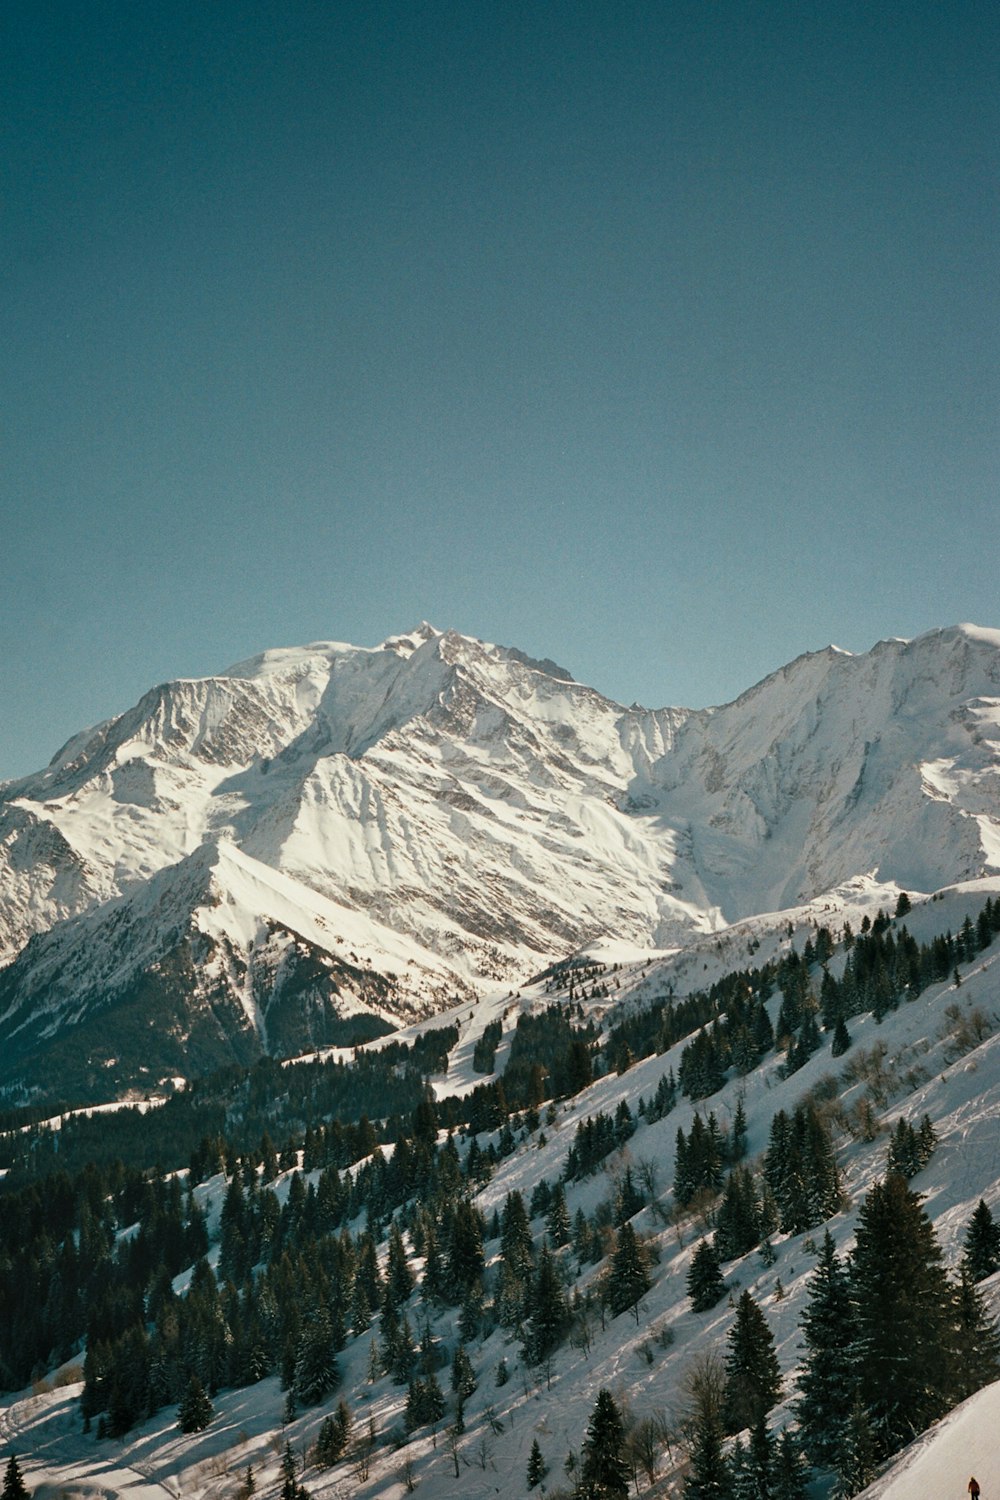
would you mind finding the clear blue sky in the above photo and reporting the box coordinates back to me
[3,0,997,781]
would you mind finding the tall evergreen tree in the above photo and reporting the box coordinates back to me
[833,1398,877,1500]
[848,1173,958,1457]
[953,1264,1000,1402]
[450,1342,477,1401]
[608,1222,650,1321]
[420,1217,445,1305]
[685,1400,731,1500]
[724,1292,781,1434]
[579,1388,630,1500]
[765,1105,839,1234]
[886,1119,921,1179]
[178,1374,214,1433]
[280,1440,309,1500]
[547,1184,571,1247]
[447,1198,485,1298]
[771,1429,808,1500]
[714,1167,761,1262]
[730,1098,749,1160]
[523,1244,570,1365]
[831,1014,851,1058]
[1,1457,30,1500]
[731,1416,773,1500]
[962,1200,1000,1283]
[614,1165,644,1225]
[391,1313,416,1385]
[688,1240,726,1312]
[293,1306,339,1406]
[527,1437,547,1490]
[797,1231,856,1467]
[314,1402,351,1466]
[385,1222,413,1308]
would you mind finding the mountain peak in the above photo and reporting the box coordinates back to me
[381,622,442,656]
[1,621,999,1099]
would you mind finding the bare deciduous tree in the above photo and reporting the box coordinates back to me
[474,1431,496,1470]
[398,1455,416,1493]
[636,1156,669,1225]
[680,1346,727,1442]
[444,1424,462,1479]
[627,1411,673,1488]
[570,1300,596,1358]
[352,1417,377,1483]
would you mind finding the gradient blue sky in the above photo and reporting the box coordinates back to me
[3,0,997,781]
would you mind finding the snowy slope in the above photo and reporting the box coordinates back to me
[4,901,1000,1500]
[857,1379,1000,1500]
[0,622,998,1097]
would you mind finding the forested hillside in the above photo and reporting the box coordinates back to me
[3,885,1000,1500]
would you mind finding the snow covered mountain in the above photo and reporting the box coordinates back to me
[1,621,998,1100]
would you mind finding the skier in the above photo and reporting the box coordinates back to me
[968,1479,980,1500]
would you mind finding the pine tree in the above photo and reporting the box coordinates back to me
[420,1218,445,1304]
[447,1198,485,1298]
[771,1429,808,1500]
[953,1264,1000,1402]
[379,1297,401,1375]
[579,1388,630,1500]
[802,1106,841,1224]
[688,1240,726,1312]
[731,1098,748,1160]
[886,1119,920,1179]
[500,1190,534,1274]
[459,1285,483,1343]
[522,1244,569,1365]
[527,1437,547,1489]
[177,1374,214,1433]
[796,1230,856,1466]
[314,1401,351,1466]
[714,1167,761,1262]
[831,1014,851,1057]
[685,1401,731,1500]
[608,1221,650,1321]
[405,1375,442,1431]
[675,1125,693,1204]
[450,1342,477,1401]
[613,1164,642,1225]
[916,1114,936,1167]
[731,1416,773,1500]
[1,1457,30,1500]
[723,1292,781,1434]
[764,1104,839,1234]
[356,1229,384,1312]
[547,1184,571,1247]
[833,1398,877,1499]
[962,1200,1000,1283]
[314,1417,338,1467]
[280,1440,308,1500]
[385,1222,413,1308]
[729,1438,752,1500]
[293,1306,339,1406]
[849,1173,958,1456]
[391,1313,416,1385]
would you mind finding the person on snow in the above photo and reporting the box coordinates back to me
[968,1478,981,1500]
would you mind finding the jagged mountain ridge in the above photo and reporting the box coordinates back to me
[1,621,999,1099]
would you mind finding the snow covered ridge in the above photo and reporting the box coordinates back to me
[0,622,998,1100]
